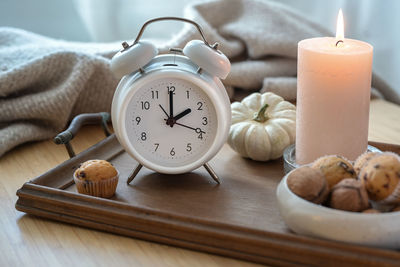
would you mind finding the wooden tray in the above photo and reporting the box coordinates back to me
[16,135,400,266]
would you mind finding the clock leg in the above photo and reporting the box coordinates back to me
[203,163,220,184]
[126,164,143,184]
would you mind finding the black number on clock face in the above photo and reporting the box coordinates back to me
[135,116,141,125]
[197,101,203,110]
[141,101,150,110]
[154,143,159,151]
[151,90,159,99]
[170,147,175,156]
[186,143,192,152]
[202,117,207,125]
[141,132,147,141]
[186,90,190,99]
[167,86,175,94]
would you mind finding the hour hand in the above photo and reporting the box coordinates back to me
[173,108,191,121]
[165,108,191,127]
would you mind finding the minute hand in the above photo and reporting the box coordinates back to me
[169,90,174,118]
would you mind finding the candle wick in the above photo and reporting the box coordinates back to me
[336,40,344,47]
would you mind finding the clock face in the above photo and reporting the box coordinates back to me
[124,77,218,168]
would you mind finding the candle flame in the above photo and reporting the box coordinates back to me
[336,8,344,41]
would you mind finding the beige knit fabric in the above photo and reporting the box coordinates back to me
[0,0,398,157]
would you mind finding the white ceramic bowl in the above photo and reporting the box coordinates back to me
[276,171,400,249]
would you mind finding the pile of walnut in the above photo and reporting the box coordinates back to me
[287,151,400,213]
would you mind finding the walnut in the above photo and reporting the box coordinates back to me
[329,178,369,212]
[287,166,329,204]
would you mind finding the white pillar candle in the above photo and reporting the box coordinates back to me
[296,10,373,164]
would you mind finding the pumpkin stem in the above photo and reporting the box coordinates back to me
[253,103,269,123]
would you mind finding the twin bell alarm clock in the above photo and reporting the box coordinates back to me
[110,17,231,184]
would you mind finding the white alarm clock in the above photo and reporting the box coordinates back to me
[110,17,231,184]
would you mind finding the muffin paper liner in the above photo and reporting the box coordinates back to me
[74,173,119,198]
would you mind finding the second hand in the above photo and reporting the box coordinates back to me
[174,122,205,134]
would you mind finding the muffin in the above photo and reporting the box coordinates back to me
[354,152,378,176]
[329,178,369,212]
[312,155,356,189]
[74,159,119,198]
[359,152,400,203]
[287,166,329,204]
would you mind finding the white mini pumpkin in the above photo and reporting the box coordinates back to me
[228,92,296,161]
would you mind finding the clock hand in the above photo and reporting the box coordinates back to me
[163,117,205,134]
[161,104,176,127]
[174,122,205,134]
[159,104,169,118]
[173,108,191,121]
[169,89,174,118]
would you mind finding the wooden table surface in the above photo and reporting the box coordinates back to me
[1,99,400,267]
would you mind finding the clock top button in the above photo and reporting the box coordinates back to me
[110,41,158,79]
[183,40,231,79]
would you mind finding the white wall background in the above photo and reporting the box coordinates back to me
[0,0,91,41]
[0,0,399,97]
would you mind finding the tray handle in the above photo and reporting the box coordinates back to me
[53,112,111,158]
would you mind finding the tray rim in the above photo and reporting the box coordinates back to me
[15,134,400,266]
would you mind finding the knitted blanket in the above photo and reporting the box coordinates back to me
[0,0,398,157]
